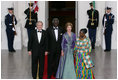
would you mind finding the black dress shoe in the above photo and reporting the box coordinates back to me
[47,76,51,79]
[104,49,110,52]
[12,49,16,52]
[9,50,13,52]
[39,77,43,79]
[92,47,95,49]
[9,50,16,52]
[92,46,95,49]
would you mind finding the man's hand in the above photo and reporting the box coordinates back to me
[28,51,32,55]
[61,50,64,56]
[45,51,48,56]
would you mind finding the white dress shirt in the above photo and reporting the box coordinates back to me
[9,13,12,16]
[53,26,58,41]
[37,29,42,43]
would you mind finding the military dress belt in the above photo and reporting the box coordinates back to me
[27,19,36,22]
[89,18,97,21]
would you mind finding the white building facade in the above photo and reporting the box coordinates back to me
[1,1,117,50]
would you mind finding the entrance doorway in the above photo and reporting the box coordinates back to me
[48,1,75,32]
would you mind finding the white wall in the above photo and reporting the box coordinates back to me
[77,1,90,33]
[1,1,22,50]
[38,1,48,30]
[95,1,105,47]
[1,1,117,50]
[77,1,117,49]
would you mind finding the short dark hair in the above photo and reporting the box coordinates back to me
[52,18,59,24]
[80,28,87,34]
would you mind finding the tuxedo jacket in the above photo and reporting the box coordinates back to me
[28,29,48,56]
[46,26,64,53]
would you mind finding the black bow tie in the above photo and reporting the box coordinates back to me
[38,31,42,33]
[54,27,58,30]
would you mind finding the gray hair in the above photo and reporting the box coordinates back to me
[36,21,43,26]
[52,18,59,24]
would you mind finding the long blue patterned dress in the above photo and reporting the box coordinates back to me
[56,32,76,79]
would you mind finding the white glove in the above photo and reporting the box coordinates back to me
[14,21,15,24]
[105,18,107,21]
[9,24,12,26]
[12,27,15,31]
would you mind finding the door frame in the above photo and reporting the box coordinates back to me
[45,1,79,35]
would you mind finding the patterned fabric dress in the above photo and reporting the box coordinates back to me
[56,32,76,79]
[74,37,95,79]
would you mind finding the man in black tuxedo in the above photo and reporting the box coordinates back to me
[46,18,64,78]
[28,21,48,79]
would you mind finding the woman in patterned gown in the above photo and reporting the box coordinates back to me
[74,28,95,79]
[56,22,76,79]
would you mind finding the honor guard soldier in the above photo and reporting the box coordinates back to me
[24,2,38,39]
[5,8,17,52]
[87,2,99,49]
[102,7,114,52]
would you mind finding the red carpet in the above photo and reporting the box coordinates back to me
[43,55,48,79]
[43,55,56,79]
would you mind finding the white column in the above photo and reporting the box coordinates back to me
[45,1,49,29]
[13,1,22,50]
[38,1,47,30]
[95,1,105,47]
[75,1,79,35]
[16,1,28,48]
[77,1,90,37]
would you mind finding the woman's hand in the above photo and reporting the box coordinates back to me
[28,51,32,55]
[61,50,64,56]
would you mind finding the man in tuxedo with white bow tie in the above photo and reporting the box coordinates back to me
[28,21,48,79]
[46,18,64,78]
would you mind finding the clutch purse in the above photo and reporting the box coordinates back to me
[83,55,94,69]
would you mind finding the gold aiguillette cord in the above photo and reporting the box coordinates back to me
[36,60,39,79]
